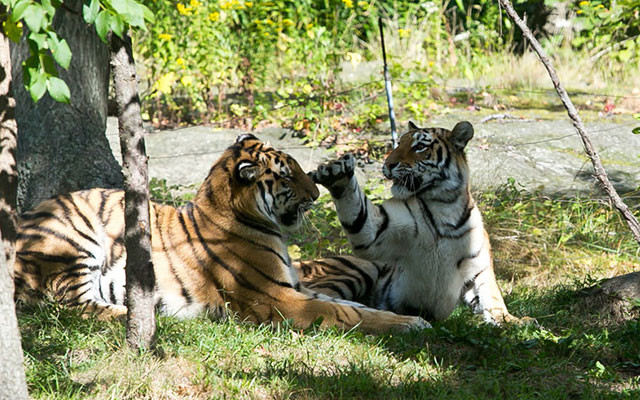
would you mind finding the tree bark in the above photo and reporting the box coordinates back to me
[0,24,29,400]
[0,14,18,269]
[11,0,123,212]
[110,32,156,350]
[497,0,640,246]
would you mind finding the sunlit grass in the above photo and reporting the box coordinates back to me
[18,181,640,399]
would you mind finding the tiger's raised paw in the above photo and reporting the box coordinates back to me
[310,153,356,196]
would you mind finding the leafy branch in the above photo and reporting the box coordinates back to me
[1,0,153,103]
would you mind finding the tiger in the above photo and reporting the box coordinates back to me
[13,134,429,334]
[302,121,524,325]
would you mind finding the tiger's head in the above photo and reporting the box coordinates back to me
[205,134,319,231]
[382,121,474,200]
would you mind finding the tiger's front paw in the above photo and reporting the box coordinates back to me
[310,153,356,197]
[398,315,432,332]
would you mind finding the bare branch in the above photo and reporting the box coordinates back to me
[497,0,640,246]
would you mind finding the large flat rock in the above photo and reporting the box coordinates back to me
[107,111,640,196]
[106,119,331,187]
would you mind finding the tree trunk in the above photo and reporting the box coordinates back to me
[11,0,123,212]
[0,24,29,400]
[110,33,156,350]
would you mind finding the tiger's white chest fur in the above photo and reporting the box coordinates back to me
[365,196,490,320]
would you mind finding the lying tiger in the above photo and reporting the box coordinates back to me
[13,134,429,334]
[302,121,525,325]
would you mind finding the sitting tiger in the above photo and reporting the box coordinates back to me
[13,134,429,334]
[303,121,523,325]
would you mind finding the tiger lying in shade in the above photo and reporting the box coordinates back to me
[13,134,429,334]
[302,121,527,325]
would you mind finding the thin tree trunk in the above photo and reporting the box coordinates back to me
[110,32,156,350]
[497,0,640,246]
[0,24,29,400]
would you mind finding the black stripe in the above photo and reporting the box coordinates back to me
[329,256,375,294]
[157,212,193,305]
[19,211,58,221]
[354,205,389,251]
[456,246,484,269]
[404,201,419,236]
[18,226,89,254]
[62,287,92,305]
[312,282,349,299]
[234,210,282,237]
[109,281,117,304]
[418,198,440,238]
[341,197,368,234]
[15,250,81,265]
[186,206,278,301]
[57,279,91,298]
[442,227,473,240]
[447,204,473,230]
[194,204,288,265]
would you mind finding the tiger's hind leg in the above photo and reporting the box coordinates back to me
[40,259,127,321]
[294,255,390,307]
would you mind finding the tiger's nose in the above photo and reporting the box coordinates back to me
[383,162,398,179]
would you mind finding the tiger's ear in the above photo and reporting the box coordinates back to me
[237,161,261,182]
[408,121,420,131]
[235,133,259,144]
[449,121,474,150]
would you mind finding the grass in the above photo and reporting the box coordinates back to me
[17,179,640,399]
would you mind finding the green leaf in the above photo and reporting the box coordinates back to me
[27,31,47,51]
[2,18,23,43]
[47,76,70,103]
[40,0,56,17]
[110,0,130,16]
[28,70,47,102]
[141,3,155,23]
[95,10,111,43]
[632,127,640,135]
[52,38,71,69]
[23,4,46,32]
[110,14,124,38]
[82,0,100,24]
[10,0,30,21]
[455,0,464,12]
[41,53,57,75]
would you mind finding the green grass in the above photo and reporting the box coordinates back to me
[18,181,640,399]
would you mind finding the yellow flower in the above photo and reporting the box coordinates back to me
[180,75,194,86]
[245,1,253,7]
[189,0,201,8]
[177,3,192,15]
[176,58,185,66]
[342,0,353,8]
[346,52,362,67]
[578,1,589,6]
[357,1,368,7]
[265,18,274,25]
[398,28,410,38]
[209,12,220,21]
[158,33,172,40]
[282,18,294,26]
[576,10,583,14]
[152,72,176,96]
